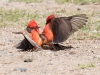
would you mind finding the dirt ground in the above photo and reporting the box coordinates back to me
[0,0,100,75]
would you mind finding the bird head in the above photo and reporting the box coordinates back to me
[28,20,39,28]
[27,20,40,33]
[46,14,55,24]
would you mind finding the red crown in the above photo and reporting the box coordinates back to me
[46,14,55,22]
[28,20,38,28]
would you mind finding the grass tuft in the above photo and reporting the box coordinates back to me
[55,0,100,4]
[0,4,100,39]
[0,8,41,27]
[77,63,95,69]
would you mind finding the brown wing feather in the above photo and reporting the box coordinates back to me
[50,18,72,43]
[16,37,33,50]
[61,14,88,33]
[23,30,40,48]
[50,14,88,43]
[16,29,40,50]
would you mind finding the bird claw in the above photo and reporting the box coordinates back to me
[33,47,42,52]
[51,44,64,51]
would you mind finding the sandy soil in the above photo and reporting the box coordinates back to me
[0,0,100,75]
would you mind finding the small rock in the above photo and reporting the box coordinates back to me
[24,58,33,62]
[69,51,76,55]
[92,30,97,33]
[47,63,53,65]
[77,7,81,11]
[54,53,58,56]
[0,51,4,55]
[14,67,27,72]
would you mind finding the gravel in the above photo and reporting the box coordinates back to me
[0,0,100,75]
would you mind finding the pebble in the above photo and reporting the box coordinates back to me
[24,58,33,62]
[77,7,81,11]
[14,67,27,72]
[69,51,76,55]
[0,51,4,55]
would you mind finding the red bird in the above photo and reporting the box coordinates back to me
[16,20,42,51]
[42,14,88,50]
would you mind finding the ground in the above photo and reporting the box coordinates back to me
[0,0,100,75]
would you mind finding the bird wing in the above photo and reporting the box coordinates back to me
[16,38,33,50]
[23,30,40,48]
[50,14,88,43]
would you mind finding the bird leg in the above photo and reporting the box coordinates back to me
[53,44,64,50]
[33,47,42,52]
[48,43,64,50]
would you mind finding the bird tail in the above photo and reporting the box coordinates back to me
[15,38,33,50]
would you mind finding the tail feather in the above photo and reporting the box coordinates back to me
[16,38,33,50]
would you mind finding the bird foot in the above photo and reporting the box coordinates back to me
[51,44,64,51]
[33,47,42,52]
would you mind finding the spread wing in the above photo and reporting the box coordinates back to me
[50,14,88,43]
[16,37,33,50]
[16,30,40,50]
[22,30,40,48]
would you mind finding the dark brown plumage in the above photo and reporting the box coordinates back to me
[16,14,88,51]
[16,35,33,51]
[43,14,88,50]
[50,14,88,43]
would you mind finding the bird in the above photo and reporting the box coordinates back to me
[42,14,88,50]
[16,20,42,51]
